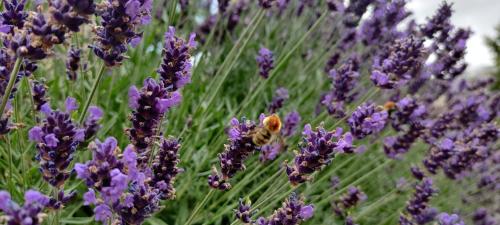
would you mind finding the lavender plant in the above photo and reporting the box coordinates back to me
[0,1,497,225]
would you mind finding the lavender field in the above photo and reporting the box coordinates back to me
[0,0,498,225]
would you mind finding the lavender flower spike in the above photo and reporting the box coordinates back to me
[151,137,183,200]
[322,55,360,117]
[287,124,362,185]
[257,193,314,225]
[66,47,82,80]
[127,78,181,165]
[29,99,84,188]
[91,0,152,66]
[209,116,261,190]
[256,47,274,79]
[348,102,388,139]
[268,87,289,113]
[158,26,196,91]
[0,189,50,225]
[437,213,465,225]
[403,178,437,224]
[235,198,253,224]
[332,186,367,217]
[282,110,301,137]
[371,36,425,89]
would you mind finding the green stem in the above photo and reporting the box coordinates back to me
[0,57,23,119]
[78,63,107,124]
[184,189,215,225]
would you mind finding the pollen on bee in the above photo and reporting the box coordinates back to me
[263,114,282,133]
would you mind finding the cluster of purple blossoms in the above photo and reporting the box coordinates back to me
[472,208,496,225]
[348,102,388,139]
[401,178,437,225]
[322,55,360,117]
[258,0,276,9]
[437,213,465,225]
[235,198,253,224]
[150,137,183,200]
[420,2,453,38]
[256,193,314,225]
[332,186,367,217]
[268,87,289,113]
[256,47,275,79]
[28,98,85,188]
[227,0,249,32]
[127,78,181,164]
[390,96,427,131]
[76,137,162,224]
[286,124,363,185]
[359,0,410,46]
[82,106,104,141]
[410,166,425,181]
[157,26,196,91]
[371,36,425,89]
[0,190,50,225]
[66,47,82,80]
[384,96,427,158]
[31,80,48,112]
[209,117,259,190]
[90,0,152,66]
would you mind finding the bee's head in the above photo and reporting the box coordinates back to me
[263,114,282,133]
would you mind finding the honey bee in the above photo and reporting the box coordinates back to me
[383,101,397,111]
[252,114,282,146]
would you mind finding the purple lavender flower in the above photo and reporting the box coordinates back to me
[268,87,289,113]
[404,178,437,224]
[151,137,183,200]
[437,213,465,225]
[77,137,162,224]
[345,217,359,225]
[287,124,362,185]
[342,0,374,27]
[82,106,103,141]
[332,186,367,217]
[410,166,425,180]
[327,0,344,12]
[157,26,196,91]
[227,0,249,31]
[0,189,49,225]
[47,0,95,33]
[91,0,152,66]
[371,36,425,89]
[384,122,425,159]
[29,99,84,188]
[258,0,275,9]
[348,102,388,139]
[281,110,301,137]
[257,193,314,225]
[259,143,282,162]
[322,55,360,117]
[324,52,340,73]
[430,28,470,80]
[359,0,410,45]
[219,0,230,14]
[420,2,453,38]
[0,0,28,31]
[66,47,82,80]
[391,96,427,131]
[256,47,274,79]
[208,167,231,190]
[32,80,48,112]
[235,198,253,224]
[211,117,259,186]
[472,208,496,225]
[127,78,181,164]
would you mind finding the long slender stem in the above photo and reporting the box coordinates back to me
[78,63,107,124]
[184,189,215,225]
[0,57,23,119]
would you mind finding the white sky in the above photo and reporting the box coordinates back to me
[407,0,500,71]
